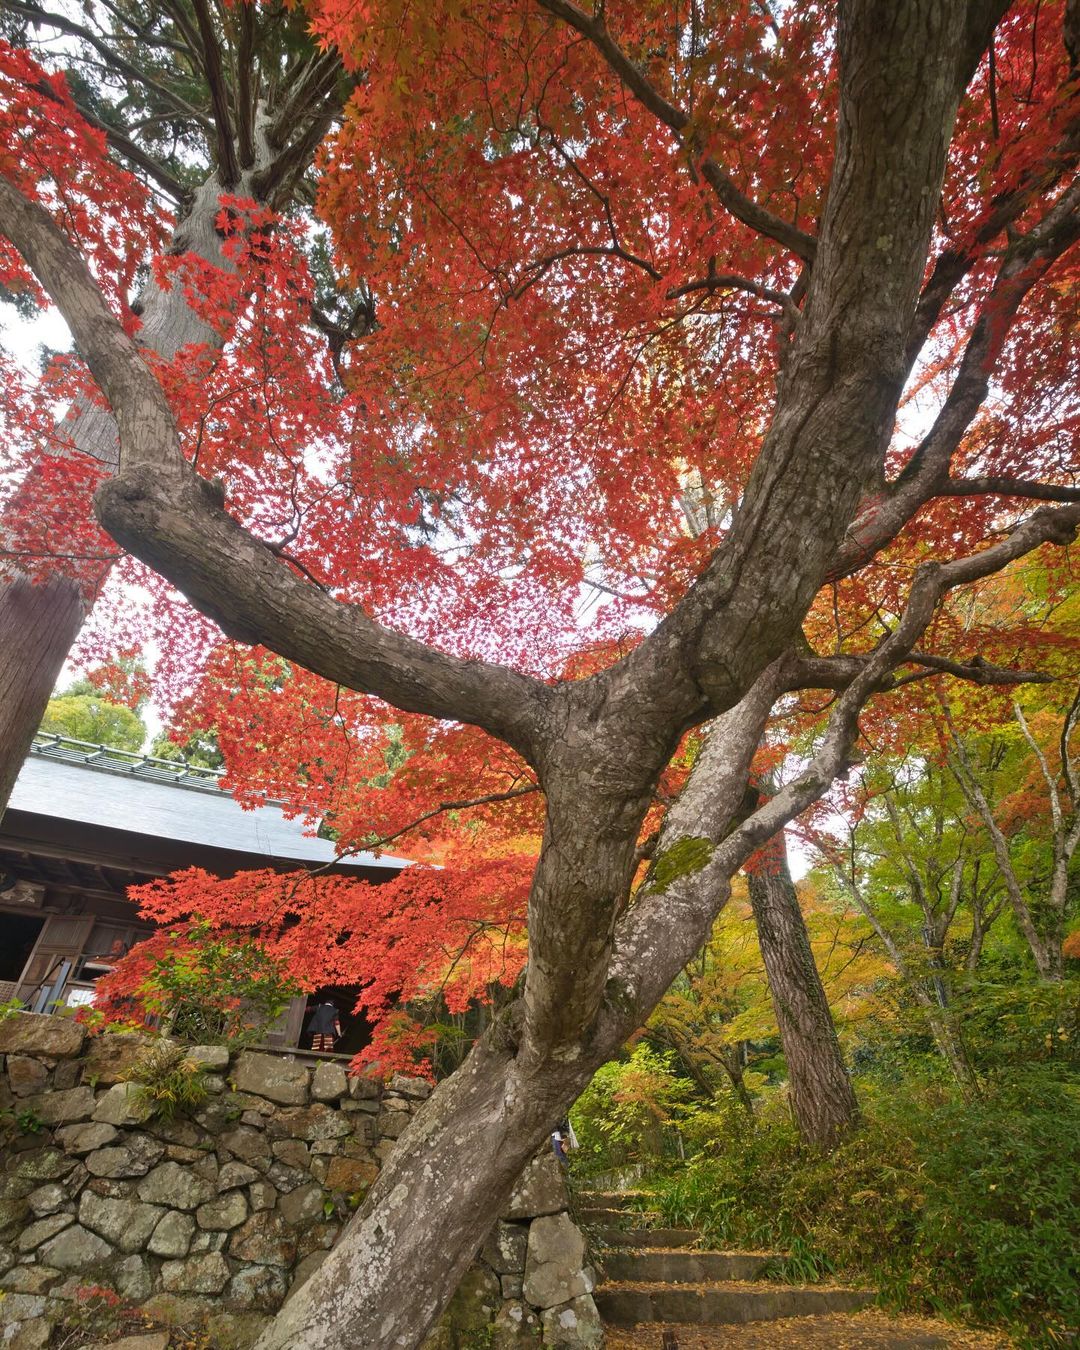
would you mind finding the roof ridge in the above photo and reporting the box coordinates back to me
[18,736,410,871]
[31,732,228,794]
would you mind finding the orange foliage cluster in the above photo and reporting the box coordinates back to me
[3,3,1078,1068]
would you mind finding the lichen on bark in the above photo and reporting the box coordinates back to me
[647,836,715,892]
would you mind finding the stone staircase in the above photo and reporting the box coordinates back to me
[575,1189,875,1332]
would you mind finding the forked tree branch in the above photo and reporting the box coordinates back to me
[826,176,1080,580]
[602,498,1080,1037]
[0,176,553,756]
[723,501,1080,868]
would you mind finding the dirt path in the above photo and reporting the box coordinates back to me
[602,1309,1011,1348]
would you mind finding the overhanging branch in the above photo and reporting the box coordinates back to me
[602,500,1080,1042]
[0,176,553,756]
[826,176,1080,581]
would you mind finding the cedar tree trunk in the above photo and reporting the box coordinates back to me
[0,148,294,817]
[747,831,860,1149]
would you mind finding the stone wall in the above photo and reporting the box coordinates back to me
[0,1014,601,1350]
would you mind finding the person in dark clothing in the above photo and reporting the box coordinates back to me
[307,1000,342,1052]
[551,1117,576,1168]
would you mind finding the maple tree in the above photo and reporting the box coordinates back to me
[814,757,997,1091]
[804,587,1080,1092]
[940,683,1080,979]
[2,0,1080,1346]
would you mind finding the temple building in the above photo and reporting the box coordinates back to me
[0,734,407,1051]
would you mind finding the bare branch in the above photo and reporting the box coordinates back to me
[510,243,662,300]
[1062,683,1080,806]
[786,647,1054,693]
[189,0,240,185]
[4,0,213,129]
[937,477,1080,503]
[666,271,795,315]
[827,177,1080,581]
[892,651,1056,689]
[1014,698,1065,840]
[355,784,539,853]
[28,76,186,202]
[939,696,1053,972]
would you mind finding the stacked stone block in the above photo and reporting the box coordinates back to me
[0,1014,599,1349]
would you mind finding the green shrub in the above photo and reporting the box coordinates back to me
[644,1068,1079,1345]
[0,1104,45,1140]
[141,920,301,1046]
[905,1069,1080,1340]
[960,977,1080,1072]
[570,1044,695,1175]
[124,1039,210,1121]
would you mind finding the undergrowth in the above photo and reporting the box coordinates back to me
[633,1067,1079,1347]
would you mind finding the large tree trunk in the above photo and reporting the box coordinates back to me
[747,831,860,1149]
[254,1037,591,1350]
[0,575,85,809]
[0,3,1015,1346]
[0,166,274,818]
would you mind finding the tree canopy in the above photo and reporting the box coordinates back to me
[1,1,1079,1346]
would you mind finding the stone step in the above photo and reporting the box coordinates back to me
[574,1190,648,1211]
[592,1226,701,1249]
[576,1207,661,1227]
[597,1314,954,1347]
[595,1280,876,1327]
[602,1249,774,1283]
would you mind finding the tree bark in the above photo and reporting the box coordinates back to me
[0,575,85,811]
[253,1034,591,1350]
[747,832,860,1150]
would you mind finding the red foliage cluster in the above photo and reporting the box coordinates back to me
[3,4,1079,1070]
[95,859,532,1077]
